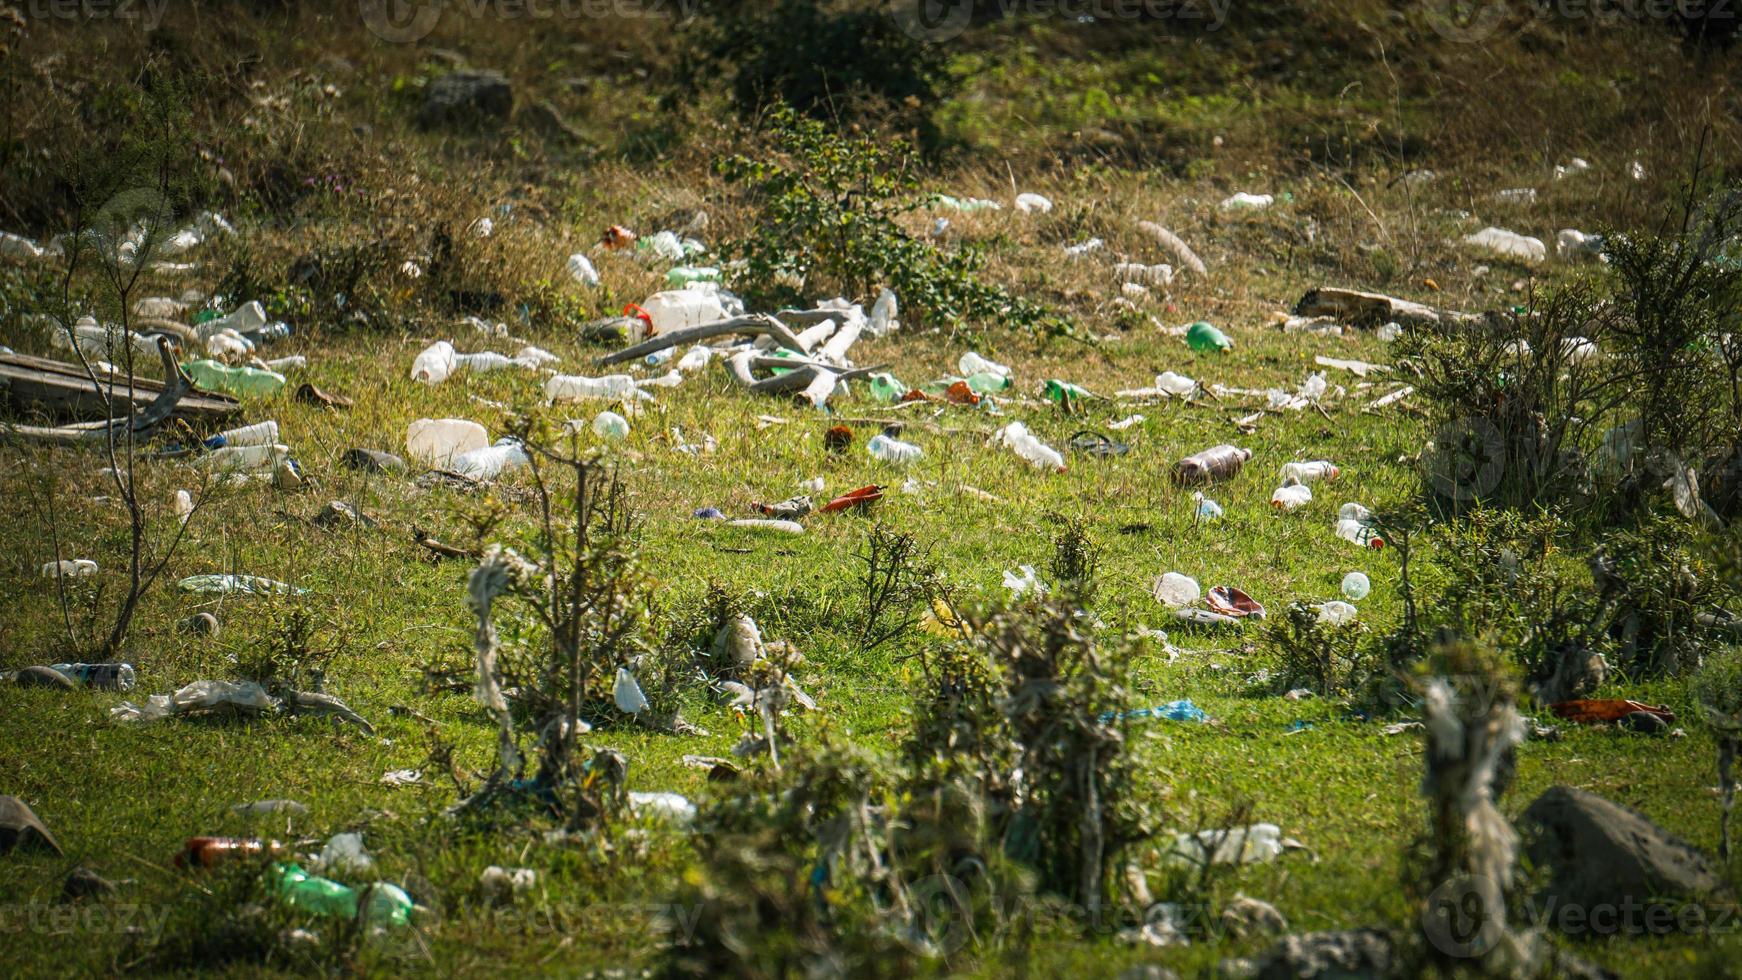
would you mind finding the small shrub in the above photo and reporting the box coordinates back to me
[716,106,1060,335]
[854,523,938,653]
[1263,603,1380,699]
[1047,514,1100,605]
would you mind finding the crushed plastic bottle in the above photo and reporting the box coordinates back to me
[1193,493,1223,521]
[567,252,599,285]
[49,662,136,691]
[544,373,648,403]
[1271,479,1313,511]
[271,863,412,929]
[182,359,286,398]
[867,433,924,465]
[406,418,490,466]
[1042,379,1093,403]
[1340,572,1371,601]
[450,438,529,480]
[41,558,98,579]
[1335,519,1385,550]
[959,352,1010,378]
[1279,460,1339,483]
[1155,371,1198,397]
[965,372,1012,394]
[1338,502,1373,522]
[665,266,720,287]
[994,421,1065,472]
[676,345,712,372]
[868,373,907,404]
[1220,192,1275,210]
[1317,600,1358,625]
[203,421,279,450]
[1112,700,1208,724]
[1185,321,1233,352]
[638,284,727,334]
[1014,192,1053,213]
[1173,445,1250,485]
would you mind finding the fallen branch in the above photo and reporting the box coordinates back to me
[1292,287,1475,327]
[0,337,230,442]
[595,314,804,366]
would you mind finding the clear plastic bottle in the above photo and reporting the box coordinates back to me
[49,662,136,691]
[868,373,907,404]
[644,347,676,367]
[204,443,291,472]
[406,418,490,466]
[544,374,647,402]
[665,266,721,287]
[1335,519,1385,549]
[996,421,1065,472]
[567,252,599,286]
[965,371,1012,394]
[454,351,516,373]
[1193,494,1223,521]
[262,355,305,371]
[451,439,529,480]
[1173,445,1250,485]
[867,433,924,464]
[1271,479,1313,511]
[1280,460,1340,483]
[676,345,712,372]
[959,352,1010,378]
[203,420,279,449]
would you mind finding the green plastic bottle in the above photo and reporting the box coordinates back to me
[1185,321,1233,352]
[1043,379,1092,403]
[271,863,413,928]
[868,373,907,404]
[965,372,1012,395]
[665,266,721,287]
[182,359,286,398]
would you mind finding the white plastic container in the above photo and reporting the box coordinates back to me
[1271,481,1313,511]
[1220,192,1274,210]
[1155,371,1197,397]
[544,374,646,402]
[639,284,727,335]
[196,300,267,341]
[567,252,599,285]
[410,341,457,384]
[406,418,489,466]
[41,559,98,579]
[205,443,291,472]
[211,421,279,448]
[995,421,1064,472]
[959,352,1010,378]
[676,345,712,372]
[1014,192,1053,213]
[454,351,516,373]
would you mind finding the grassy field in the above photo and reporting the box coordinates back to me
[2,3,1741,977]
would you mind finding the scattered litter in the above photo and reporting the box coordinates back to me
[112,679,279,723]
[1171,823,1291,865]
[1207,586,1266,619]
[234,799,308,818]
[41,559,98,579]
[177,574,305,595]
[1014,192,1053,213]
[1463,227,1546,263]
[1002,565,1047,598]
[1221,192,1274,210]
[627,791,697,825]
[1111,700,1208,724]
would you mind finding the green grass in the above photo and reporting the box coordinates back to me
[2,3,1741,975]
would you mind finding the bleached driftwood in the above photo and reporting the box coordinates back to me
[1293,287,1475,327]
[596,314,804,366]
[748,363,886,396]
[1137,221,1208,278]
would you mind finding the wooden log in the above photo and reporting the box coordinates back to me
[595,314,804,366]
[1292,287,1475,327]
[0,347,240,424]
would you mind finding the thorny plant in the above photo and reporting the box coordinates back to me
[1046,513,1101,606]
[455,419,653,827]
[854,523,938,653]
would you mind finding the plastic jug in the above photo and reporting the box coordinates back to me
[406,418,489,466]
[639,284,727,334]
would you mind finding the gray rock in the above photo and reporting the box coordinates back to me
[1222,928,1394,980]
[418,70,512,129]
[1520,785,1731,934]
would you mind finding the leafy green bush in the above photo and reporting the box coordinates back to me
[1263,602,1382,699]
[716,106,1060,335]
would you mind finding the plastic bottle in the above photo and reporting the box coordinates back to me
[544,374,647,402]
[49,662,136,691]
[182,359,286,398]
[204,443,291,472]
[995,421,1065,473]
[567,252,599,285]
[1335,519,1385,549]
[867,433,923,464]
[450,438,529,480]
[1043,379,1092,403]
[867,288,899,338]
[638,285,727,334]
[1220,192,1274,210]
[202,420,279,450]
[1194,494,1223,521]
[271,863,413,929]
[1341,572,1371,601]
[1271,479,1313,511]
[41,559,98,578]
[1155,371,1197,397]
[1186,321,1234,352]
[245,322,292,344]
[665,266,721,287]
[454,351,516,373]
[176,836,282,868]
[1376,322,1403,342]
[262,355,305,371]
[1338,502,1373,522]
[591,411,629,439]
[868,373,907,404]
[195,300,267,341]
[965,371,1012,394]
[1317,601,1358,626]
[1280,460,1339,483]
[676,345,712,372]
[410,341,456,384]
[406,418,490,466]
[644,347,676,367]
[1173,445,1250,485]
[959,352,1010,378]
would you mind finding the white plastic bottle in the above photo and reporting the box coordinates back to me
[1280,460,1340,483]
[676,345,712,372]
[454,351,515,373]
[544,374,647,402]
[959,352,1010,378]
[204,443,291,472]
[410,341,457,384]
[451,439,529,480]
[406,418,489,466]
[996,421,1065,472]
[639,284,727,334]
[1317,601,1358,625]
[1335,519,1385,550]
[867,433,923,464]
[263,355,305,371]
[1338,502,1373,522]
[1271,480,1313,511]
[208,420,279,448]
